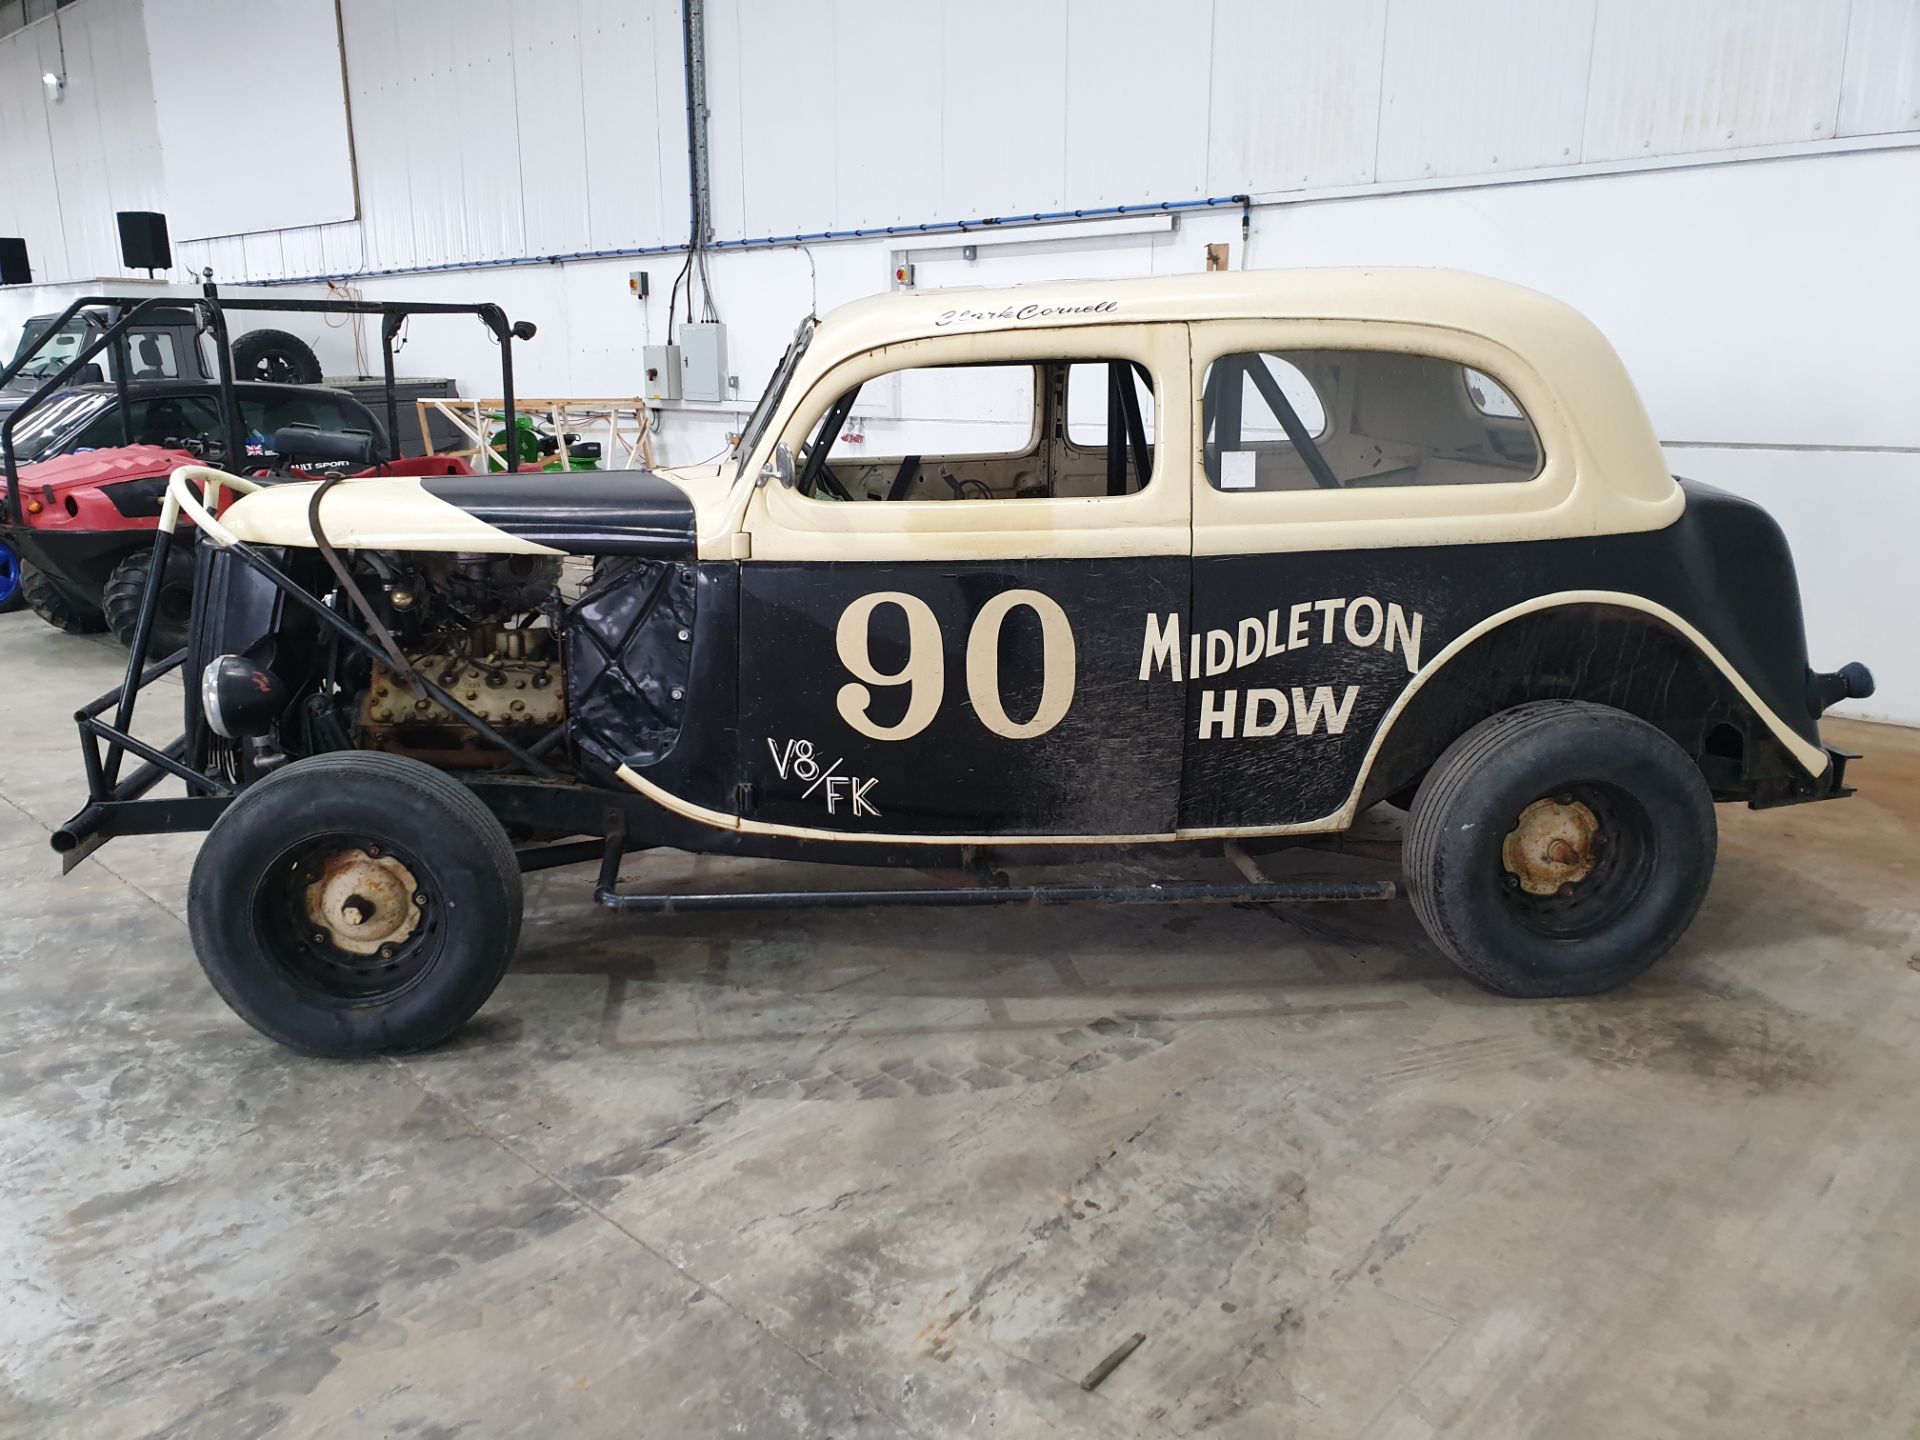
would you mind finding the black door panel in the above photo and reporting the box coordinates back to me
[739,558,1186,836]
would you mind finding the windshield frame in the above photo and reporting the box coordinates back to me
[733,316,814,480]
[9,317,99,385]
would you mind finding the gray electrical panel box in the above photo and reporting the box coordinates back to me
[643,344,681,402]
[679,322,728,403]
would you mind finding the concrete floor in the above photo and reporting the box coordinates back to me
[1,608,1917,1440]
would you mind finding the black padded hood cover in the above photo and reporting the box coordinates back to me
[421,470,695,556]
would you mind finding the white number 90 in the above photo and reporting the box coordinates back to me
[835,588,1076,742]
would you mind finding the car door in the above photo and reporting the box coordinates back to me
[736,322,1191,840]
[1182,319,1559,832]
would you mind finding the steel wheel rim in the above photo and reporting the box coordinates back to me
[253,834,445,1001]
[1496,781,1656,940]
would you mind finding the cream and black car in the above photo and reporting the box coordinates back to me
[57,268,1874,1055]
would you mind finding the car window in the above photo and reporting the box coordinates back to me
[799,359,1154,502]
[240,392,370,457]
[1066,362,1157,445]
[125,331,180,380]
[1203,347,1541,492]
[69,395,224,452]
[1463,367,1524,418]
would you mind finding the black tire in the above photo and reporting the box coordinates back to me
[102,547,197,655]
[231,328,321,385]
[1403,701,1716,998]
[188,752,523,1055]
[19,561,107,635]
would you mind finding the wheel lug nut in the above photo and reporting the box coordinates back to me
[413,892,428,906]
[1558,883,1576,897]
[312,931,327,945]
[378,944,397,960]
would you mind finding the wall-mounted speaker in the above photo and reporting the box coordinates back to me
[0,238,30,286]
[116,211,172,272]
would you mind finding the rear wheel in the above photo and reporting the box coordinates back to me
[1403,701,1716,997]
[188,752,523,1055]
[102,547,196,654]
[19,561,106,635]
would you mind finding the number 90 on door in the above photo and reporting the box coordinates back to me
[834,588,1077,742]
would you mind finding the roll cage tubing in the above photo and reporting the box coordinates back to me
[58,463,561,870]
[1203,353,1339,490]
[27,290,541,862]
[0,286,535,528]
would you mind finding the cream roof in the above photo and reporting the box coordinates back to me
[814,266,1591,353]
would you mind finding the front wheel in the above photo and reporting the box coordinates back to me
[1403,701,1716,997]
[188,752,523,1055]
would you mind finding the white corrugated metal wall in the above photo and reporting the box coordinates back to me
[0,0,1915,719]
[6,0,1915,282]
[0,0,158,282]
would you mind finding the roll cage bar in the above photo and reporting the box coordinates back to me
[14,287,540,869]
[0,284,537,528]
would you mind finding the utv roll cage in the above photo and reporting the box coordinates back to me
[0,286,536,525]
[0,286,540,871]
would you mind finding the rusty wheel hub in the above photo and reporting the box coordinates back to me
[304,848,423,956]
[1501,796,1601,896]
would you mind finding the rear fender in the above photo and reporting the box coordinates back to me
[1361,601,1818,807]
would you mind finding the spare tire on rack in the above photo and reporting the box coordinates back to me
[231,328,321,385]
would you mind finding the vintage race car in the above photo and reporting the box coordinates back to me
[57,268,1874,1055]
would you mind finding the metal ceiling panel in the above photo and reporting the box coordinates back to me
[450,0,529,263]
[1582,0,1853,163]
[830,0,945,228]
[938,0,1068,221]
[1066,0,1211,205]
[1838,0,1920,137]
[342,0,420,273]
[1376,0,1598,182]
[578,0,674,251]
[731,0,841,237]
[509,0,592,259]
[1205,0,1388,195]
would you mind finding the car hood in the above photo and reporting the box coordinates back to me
[221,468,702,559]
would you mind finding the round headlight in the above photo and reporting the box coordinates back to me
[200,654,284,739]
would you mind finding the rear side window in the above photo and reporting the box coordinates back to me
[126,331,180,379]
[1203,348,1542,492]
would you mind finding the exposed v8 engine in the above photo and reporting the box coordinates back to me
[356,552,567,766]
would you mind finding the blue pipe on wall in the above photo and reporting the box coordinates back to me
[244,194,1253,288]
